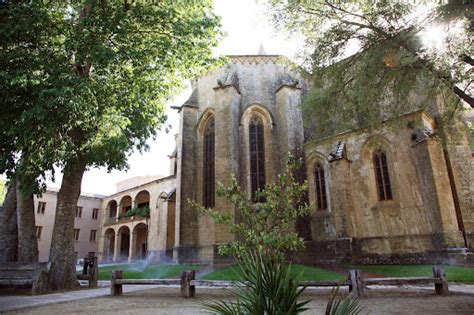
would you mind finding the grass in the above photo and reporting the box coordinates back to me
[88,264,204,280]
[348,265,474,283]
[200,264,346,281]
[86,263,474,283]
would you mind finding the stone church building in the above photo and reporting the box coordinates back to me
[97,54,474,264]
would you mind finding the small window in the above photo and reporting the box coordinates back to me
[37,202,46,214]
[75,206,82,218]
[314,163,328,210]
[74,229,80,241]
[373,150,393,201]
[90,230,97,242]
[36,226,42,239]
[92,208,99,220]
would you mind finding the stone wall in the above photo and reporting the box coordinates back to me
[35,190,102,263]
[173,56,307,263]
[305,111,468,258]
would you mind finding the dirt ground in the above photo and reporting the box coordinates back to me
[6,287,474,315]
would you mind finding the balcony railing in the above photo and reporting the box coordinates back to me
[104,215,149,226]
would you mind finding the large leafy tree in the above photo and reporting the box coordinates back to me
[0,0,221,289]
[267,0,472,137]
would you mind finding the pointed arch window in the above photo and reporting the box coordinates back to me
[373,150,392,201]
[314,163,328,210]
[249,117,265,202]
[203,118,215,208]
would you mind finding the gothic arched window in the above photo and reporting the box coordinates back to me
[203,118,215,208]
[249,117,265,201]
[373,150,392,201]
[314,163,328,210]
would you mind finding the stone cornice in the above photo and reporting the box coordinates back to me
[213,83,241,95]
[274,83,301,94]
[171,104,198,113]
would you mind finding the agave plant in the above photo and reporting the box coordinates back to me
[201,251,310,315]
[325,286,364,315]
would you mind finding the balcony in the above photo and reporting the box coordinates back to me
[104,215,149,226]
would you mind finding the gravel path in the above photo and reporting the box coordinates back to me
[3,285,474,315]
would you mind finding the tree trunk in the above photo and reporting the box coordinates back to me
[16,179,39,263]
[48,156,86,290]
[0,182,18,262]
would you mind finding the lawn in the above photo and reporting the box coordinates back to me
[90,264,204,280]
[200,264,346,281]
[348,265,474,283]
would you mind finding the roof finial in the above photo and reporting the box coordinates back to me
[258,43,266,55]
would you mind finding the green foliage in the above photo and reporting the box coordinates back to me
[325,286,363,315]
[189,154,310,261]
[0,180,5,206]
[201,251,310,315]
[266,0,473,140]
[0,0,223,192]
[124,205,150,218]
[191,156,311,314]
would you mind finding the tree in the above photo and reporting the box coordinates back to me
[191,155,312,314]
[0,182,18,263]
[267,0,472,137]
[0,1,222,289]
[190,155,310,261]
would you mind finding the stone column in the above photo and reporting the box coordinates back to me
[412,138,465,248]
[113,232,121,262]
[98,235,105,263]
[275,85,304,165]
[174,104,198,263]
[157,200,168,252]
[213,85,241,249]
[128,231,136,263]
[147,195,161,262]
[329,159,353,237]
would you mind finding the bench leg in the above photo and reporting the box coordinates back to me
[433,266,448,295]
[348,269,363,298]
[180,270,196,298]
[111,270,123,296]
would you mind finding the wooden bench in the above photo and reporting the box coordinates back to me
[0,262,50,295]
[110,266,449,298]
[362,266,449,296]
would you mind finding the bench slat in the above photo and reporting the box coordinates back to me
[301,280,350,287]
[115,279,181,286]
[364,277,438,286]
[0,279,34,286]
[191,280,239,287]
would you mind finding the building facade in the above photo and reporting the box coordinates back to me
[96,54,473,264]
[35,188,103,263]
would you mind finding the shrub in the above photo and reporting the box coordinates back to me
[193,155,311,314]
[190,154,310,261]
[201,251,310,315]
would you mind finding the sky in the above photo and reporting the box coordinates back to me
[42,0,301,196]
